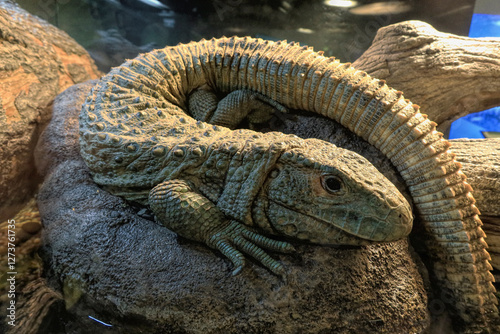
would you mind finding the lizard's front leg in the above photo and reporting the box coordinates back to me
[188,87,287,129]
[149,180,294,276]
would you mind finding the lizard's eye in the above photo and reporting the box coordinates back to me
[321,175,344,194]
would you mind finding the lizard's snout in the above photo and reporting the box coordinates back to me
[365,189,413,242]
[341,202,413,243]
[380,204,413,241]
[347,189,413,242]
[365,189,413,241]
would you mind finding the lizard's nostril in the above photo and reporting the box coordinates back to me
[383,205,413,241]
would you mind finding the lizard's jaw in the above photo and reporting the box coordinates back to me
[266,200,413,246]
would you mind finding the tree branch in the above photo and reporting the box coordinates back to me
[353,20,500,131]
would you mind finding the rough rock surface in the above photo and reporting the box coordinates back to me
[35,81,430,333]
[0,1,101,221]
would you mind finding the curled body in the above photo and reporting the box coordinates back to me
[79,36,497,332]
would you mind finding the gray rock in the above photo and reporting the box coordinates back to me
[35,81,430,333]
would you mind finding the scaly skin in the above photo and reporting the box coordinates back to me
[79,37,497,332]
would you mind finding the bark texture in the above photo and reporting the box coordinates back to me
[0,1,101,221]
[353,20,500,132]
[451,139,500,270]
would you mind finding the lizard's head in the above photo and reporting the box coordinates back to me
[261,138,413,245]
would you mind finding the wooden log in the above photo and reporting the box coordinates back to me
[452,139,500,270]
[353,20,500,133]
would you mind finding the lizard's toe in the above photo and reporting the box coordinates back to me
[233,234,287,277]
[213,238,246,274]
[241,228,295,253]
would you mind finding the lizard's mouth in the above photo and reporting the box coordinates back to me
[267,199,376,246]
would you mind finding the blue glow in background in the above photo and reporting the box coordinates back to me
[448,13,500,139]
[469,13,500,37]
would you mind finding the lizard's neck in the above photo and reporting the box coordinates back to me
[251,190,276,233]
[215,132,295,226]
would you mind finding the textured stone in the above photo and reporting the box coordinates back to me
[0,1,101,221]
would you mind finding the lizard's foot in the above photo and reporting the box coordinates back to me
[149,179,294,277]
[207,221,295,276]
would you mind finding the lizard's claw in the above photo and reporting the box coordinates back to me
[207,221,294,276]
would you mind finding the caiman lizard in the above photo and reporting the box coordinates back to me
[79,36,497,332]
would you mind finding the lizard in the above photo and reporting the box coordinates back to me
[78,36,497,332]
